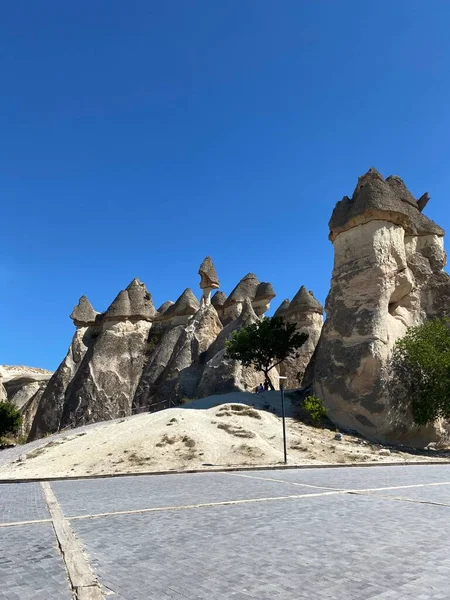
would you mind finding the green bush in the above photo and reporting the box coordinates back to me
[390,317,450,425]
[0,401,22,438]
[303,395,326,426]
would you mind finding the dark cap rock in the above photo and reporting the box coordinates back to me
[274,299,291,318]
[287,286,323,315]
[157,300,174,315]
[70,296,99,326]
[255,282,276,301]
[211,291,227,309]
[104,279,155,321]
[198,256,220,290]
[223,273,260,307]
[329,168,444,241]
[163,288,200,318]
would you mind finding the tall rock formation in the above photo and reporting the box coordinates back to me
[29,296,99,439]
[276,287,324,388]
[310,168,450,446]
[31,280,154,438]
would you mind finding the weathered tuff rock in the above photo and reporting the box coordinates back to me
[70,296,99,326]
[157,288,200,326]
[0,366,53,437]
[310,168,450,447]
[197,299,276,395]
[221,274,276,323]
[211,291,227,311]
[156,300,174,315]
[277,287,324,388]
[198,256,220,305]
[28,257,321,439]
[31,281,154,438]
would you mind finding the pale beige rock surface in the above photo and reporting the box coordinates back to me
[278,287,323,388]
[0,366,53,438]
[198,299,272,396]
[311,169,450,447]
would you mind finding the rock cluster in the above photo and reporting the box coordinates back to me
[308,168,450,446]
[27,257,321,440]
[15,168,447,448]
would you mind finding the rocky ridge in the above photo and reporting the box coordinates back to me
[23,258,320,440]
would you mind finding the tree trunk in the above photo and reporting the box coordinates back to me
[264,370,275,391]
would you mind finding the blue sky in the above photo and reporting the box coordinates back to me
[2,1,450,370]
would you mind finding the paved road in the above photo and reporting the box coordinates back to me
[1,465,450,599]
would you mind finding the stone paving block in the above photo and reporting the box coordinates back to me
[249,464,450,491]
[367,484,450,504]
[51,471,323,517]
[69,486,450,600]
[0,522,72,599]
[0,482,49,524]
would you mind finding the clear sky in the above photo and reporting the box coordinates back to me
[2,1,450,371]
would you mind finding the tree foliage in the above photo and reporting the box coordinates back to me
[303,395,327,426]
[225,316,308,390]
[390,318,450,425]
[0,401,22,438]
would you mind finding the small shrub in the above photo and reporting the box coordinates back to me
[0,401,22,438]
[303,396,326,426]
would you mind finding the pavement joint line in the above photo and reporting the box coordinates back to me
[224,471,341,491]
[1,479,448,529]
[225,472,450,494]
[41,482,103,599]
[66,490,348,521]
[0,517,53,528]
[348,481,450,493]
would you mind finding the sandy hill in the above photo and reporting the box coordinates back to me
[0,392,446,480]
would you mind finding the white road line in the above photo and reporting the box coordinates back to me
[225,472,339,490]
[68,490,346,521]
[0,517,53,528]
[225,471,450,495]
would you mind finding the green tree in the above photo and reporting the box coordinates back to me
[390,317,450,425]
[225,316,308,390]
[0,401,22,438]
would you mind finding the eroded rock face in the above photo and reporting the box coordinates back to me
[31,282,154,437]
[222,274,275,323]
[277,287,323,388]
[30,324,100,438]
[0,366,53,438]
[157,288,200,326]
[197,299,272,396]
[28,259,320,438]
[311,168,450,447]
[59,318,151,428]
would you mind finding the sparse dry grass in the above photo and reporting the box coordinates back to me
[217,422,256,439]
